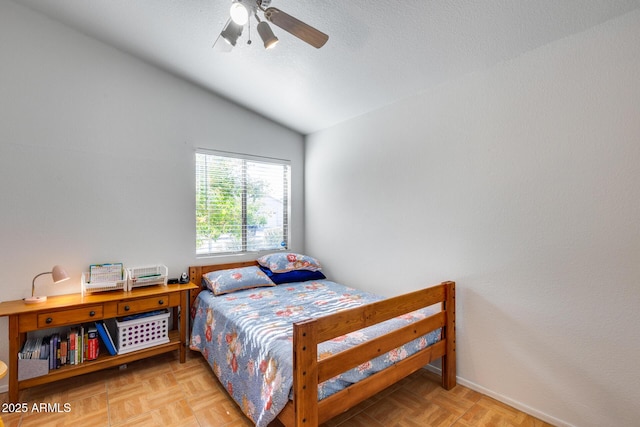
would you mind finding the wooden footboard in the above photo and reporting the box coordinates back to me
[188,263,456,427]
[279,281,456,427]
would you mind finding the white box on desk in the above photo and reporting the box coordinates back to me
[81,270,128,296]
[127,265,168,290]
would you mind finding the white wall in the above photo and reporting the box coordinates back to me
[305,10,640,427]
[0,1,304,389]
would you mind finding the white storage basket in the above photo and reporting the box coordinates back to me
[127,264,168,289]
[81,270,128,296]
[111,310,170,354]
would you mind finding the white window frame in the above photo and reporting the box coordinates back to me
[195,149,290,257]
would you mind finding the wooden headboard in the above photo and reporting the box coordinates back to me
[188,261,258,308]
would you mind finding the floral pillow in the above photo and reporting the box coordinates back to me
[202,266,275,296]
[257,252,322,273]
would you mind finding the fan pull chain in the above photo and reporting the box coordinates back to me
[247,15,252,45]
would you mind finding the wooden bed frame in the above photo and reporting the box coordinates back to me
[189,262,456,427]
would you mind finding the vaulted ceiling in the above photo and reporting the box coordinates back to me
[14,0,640,134]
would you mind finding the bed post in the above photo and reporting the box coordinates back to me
[189,266,202,309]
[441,281,456,390]
[292,319,319,427]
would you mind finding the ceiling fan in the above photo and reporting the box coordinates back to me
[213,0,329,51]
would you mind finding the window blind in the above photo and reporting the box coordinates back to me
[196,150,290,256]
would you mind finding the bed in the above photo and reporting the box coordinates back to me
[188,256,456,427]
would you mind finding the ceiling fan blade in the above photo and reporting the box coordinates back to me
[264,7,328,48]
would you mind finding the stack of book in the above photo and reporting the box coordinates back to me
[20,322,118,372]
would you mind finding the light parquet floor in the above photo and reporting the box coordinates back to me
[0,351,554,427]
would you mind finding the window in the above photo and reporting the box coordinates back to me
[195,150,290,256]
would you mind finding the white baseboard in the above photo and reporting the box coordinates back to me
[423,365,573,427]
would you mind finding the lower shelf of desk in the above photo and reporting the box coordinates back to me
[18,330,180,390]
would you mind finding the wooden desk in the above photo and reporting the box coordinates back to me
[0,283,197,403]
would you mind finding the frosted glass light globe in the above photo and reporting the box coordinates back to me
[230,3,248,25]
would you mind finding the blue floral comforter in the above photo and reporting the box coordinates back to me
[190,279,441,427]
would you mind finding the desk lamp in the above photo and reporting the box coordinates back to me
[25,265,70,304]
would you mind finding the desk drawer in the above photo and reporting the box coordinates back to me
[118,294,168,315]
[37,305,103,328]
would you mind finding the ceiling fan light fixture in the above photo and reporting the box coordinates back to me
[220,19,243,46]
[230,2,249,25]
[212,0,328,52]
[257,21,279,49]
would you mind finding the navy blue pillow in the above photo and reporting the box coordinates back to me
[259,266,326,285]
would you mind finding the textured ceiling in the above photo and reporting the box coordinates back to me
[13,0,640,134]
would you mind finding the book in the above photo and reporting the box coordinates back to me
[83,327,89,361]
[60,339,67,365]
[79,325,85,363]
[49,334,56,370]
[69,328,76,365]
[95,321,117,356]
[86,327,99,360]
[55,334,61,369]
[75,328,80,364]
